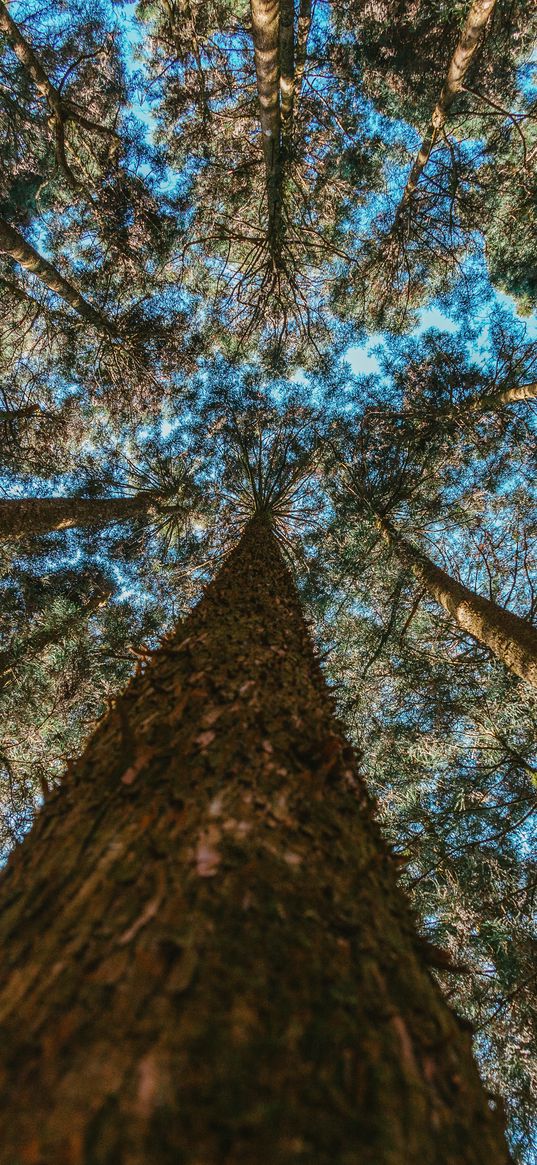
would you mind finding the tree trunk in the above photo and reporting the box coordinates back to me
[394,0,497,219]
[443,379,537,420]
[279,0,295,145]
[0,516,510,1163]
[0,1,119,143]
[250,0,284,261]
[0,495,151,541]
[0,0,66,118]
[294,0,311,110]
[377,513,537,689]
[0,404,43,423]
[0,586,112,693]
[0,217,120,336]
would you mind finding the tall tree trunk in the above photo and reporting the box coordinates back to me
[250,0,284,262]
[0,586,112,693]
[0,495,152,541]
[394,0,497,220]
[294,0,311,110]
[377,513,537,689]
[0,217,120,336]
[0,404,43,423]
[441,379,537,420]
[0,517,510,1163]
[367,380,537,434]
[0,1,119,142]
[279,0,295,146]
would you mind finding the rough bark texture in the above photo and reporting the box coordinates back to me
[0,218,120,336]
[0,518,510,1163]
[0,495,151,541]
[394,0,497,218]
[250,0,283,257]
[378,515,537,690]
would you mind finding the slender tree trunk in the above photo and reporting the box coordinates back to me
[279,0,295,145]
[377,513,537,689]
[0,517,510,1163]
[0,1,119,142]
[0,586,112,693]
[0,0,66,117]
[250,0,284,261]
[294,0,311,109]
[367,380,537,431]
[442,380,537,420]
[394,0,497,220]
[0,495,151,541]
[0,217,120,336]
[0,404,43,423]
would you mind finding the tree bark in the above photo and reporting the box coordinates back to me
[294,0,311,110]
[367,380,537,434]
[377,513,537,689]
[0,495,151,541]
[279,0,295,145]
[443,379,537,420]
[394,0,497,220]
[0,404,43,423]
[0,586,112,693]
[0,1,119,143]
[250,0,284,260]
[0,217,120,336]
[0,517,510,1163]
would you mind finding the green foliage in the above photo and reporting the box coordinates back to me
[0,0,536,1156]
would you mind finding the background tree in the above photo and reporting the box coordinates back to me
[0,0,536,1157]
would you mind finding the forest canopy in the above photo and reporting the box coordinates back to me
[0,0,536,1160]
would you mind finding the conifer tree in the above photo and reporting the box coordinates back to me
[0,494,511,1163]
[1,0,536,1156]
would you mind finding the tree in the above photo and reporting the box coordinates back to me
[391,0,498,223]
[331,0,537,328]
[373,511,537,690]
[0,494,155,540]
[0,214,121,335]
[0,508,511,1163]
[138,0,382,352]
[0,0,120,194]
[0,454,200,543]
[1,0,536,1156]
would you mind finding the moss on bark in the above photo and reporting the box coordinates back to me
[0,517,511,1163]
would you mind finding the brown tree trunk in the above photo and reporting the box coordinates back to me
[294,0,311,110]
[0,517,510,1163]
[377,514,537,689]
[279,0,295,145]
[0,495,151,541]
[0,404,43,422]
[250,0,284,261]
[394,0,497,219]
[0,217,120,336]
[0,0,66,118]
[444,380,537,420]
[0,1,119,142]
